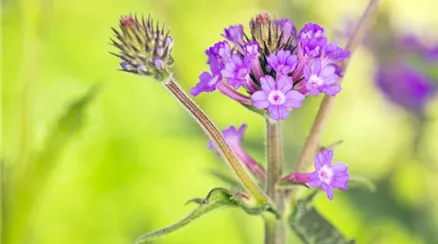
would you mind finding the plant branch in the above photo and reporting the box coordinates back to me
[164,78,272,206]
[294,0,380,172]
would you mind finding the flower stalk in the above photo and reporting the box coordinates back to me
[294,0,380,172]
[264,119,285,244]
[164,78,272,205]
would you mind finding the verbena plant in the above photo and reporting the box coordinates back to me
[109,1,378,243]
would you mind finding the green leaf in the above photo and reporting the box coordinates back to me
[349,176,376,192]
[4,85,99,243]
[288,192,354,244]
[134,187,272,244]
[33,85,100,169]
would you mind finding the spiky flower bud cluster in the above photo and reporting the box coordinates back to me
[111,15,174,81]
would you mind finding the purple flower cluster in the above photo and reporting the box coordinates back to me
[191,13,349,121]
[284,149,349,201]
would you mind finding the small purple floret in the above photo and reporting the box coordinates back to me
[206,41,232,73]
[190,72,221,96]
[299,23,327,57]
[326,41,350,62]
[224,25,245,46]
[267,50,298,75]
[208,124,246,152]
[303,59,341,96]
[277,18,296,42]
[308,149,349,201]
[190,41,232,96]
[251,75,305,120]
[221,55,252,89]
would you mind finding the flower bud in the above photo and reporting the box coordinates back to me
[111,15,174,81]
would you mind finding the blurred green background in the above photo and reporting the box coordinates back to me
[2,0,438,243]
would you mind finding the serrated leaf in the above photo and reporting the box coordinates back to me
[134,187,271,244]
[289,192,354,244]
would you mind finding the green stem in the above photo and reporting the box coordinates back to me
[264,119,285,244]
[164,78,271,205]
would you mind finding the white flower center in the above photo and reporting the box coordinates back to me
[208,75,219,86]
[268,90,286,105]
[318,165,333,184]
[309,74,324,87]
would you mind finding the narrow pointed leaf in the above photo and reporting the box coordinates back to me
[288,192,354,244]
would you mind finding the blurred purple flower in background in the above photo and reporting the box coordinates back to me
[376,63,437,116]
[209,124,266,180]
[341,13,438,116]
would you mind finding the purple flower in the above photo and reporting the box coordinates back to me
[308,149,349,201]
[208,124,246,152]
[209,124,267,180]
[206,41,232,74]
[326,41,350,62]
[304,59,341,96]
[244,42,260,58]
[190,72,221,96]
[224,25,245,46]
[299,23,327,57]
[191,13,347,112]
[190,41,232,96]
[376,63,437,114]
[267,50,298,75]
[424,47,438,61]
[251,75,305,120]
[277,18,296,42]
[221,55,252,89]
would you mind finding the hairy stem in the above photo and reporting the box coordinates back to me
[264,119,285,244]
[164,78,271,205]
[294,0,379,172]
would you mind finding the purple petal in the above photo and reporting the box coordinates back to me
[321,183,334,201]
[190,72,219,96]
[322,74,340,85]
[277,18,296,41]
[276,75,293,92]
[321,84,341,96]
[251,91,270,109]
[268,105,290,120]
[267,54,279,70]
[260,75,276,92]
[331,177,349,190]
[332,162,348,173]
[222,124,247,148]
[308,172,321,188]
[314,149,333,169]
[224,25,244,45]
[311,58,322,73]
[284,90,305,109]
